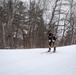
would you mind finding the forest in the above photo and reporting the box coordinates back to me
[0,0,76,49]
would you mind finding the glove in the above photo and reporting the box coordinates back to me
[52,40,55,42]
[49,40,51,42]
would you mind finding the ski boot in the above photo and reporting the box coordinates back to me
[47,46,51,52]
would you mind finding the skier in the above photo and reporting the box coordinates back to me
[47,32,56,52]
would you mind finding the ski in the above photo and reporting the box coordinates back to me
[41,51,56,54]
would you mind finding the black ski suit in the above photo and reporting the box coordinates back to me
[48,33,56,52]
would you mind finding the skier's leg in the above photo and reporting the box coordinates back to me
[53,42,56,52]
[53,47,56,52]
[48,42,51,52]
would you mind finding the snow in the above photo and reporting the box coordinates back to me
[0,45,76,75]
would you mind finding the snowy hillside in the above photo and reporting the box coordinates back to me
[0,45,76,75]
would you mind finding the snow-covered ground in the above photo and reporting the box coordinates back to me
[0,45,76,75]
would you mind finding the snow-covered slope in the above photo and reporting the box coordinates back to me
[0,45,76,75]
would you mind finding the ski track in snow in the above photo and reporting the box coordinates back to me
[0,45,76,75]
